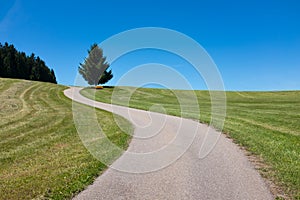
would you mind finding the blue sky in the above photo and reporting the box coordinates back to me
[1,0,299,91]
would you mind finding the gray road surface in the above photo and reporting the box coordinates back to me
[64,87,273,200]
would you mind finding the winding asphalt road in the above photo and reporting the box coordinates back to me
[64,87,273,200]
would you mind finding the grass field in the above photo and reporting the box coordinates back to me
[81,87,300,199]
[0,78,133,200]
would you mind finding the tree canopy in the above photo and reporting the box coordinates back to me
[0,42,57,84]
[78,44,113,86]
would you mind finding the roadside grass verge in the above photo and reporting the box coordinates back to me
[0,78,132,200]
[81,87,300,199]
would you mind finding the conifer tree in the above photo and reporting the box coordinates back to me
[0,42,57,83]
[78,44,113,86]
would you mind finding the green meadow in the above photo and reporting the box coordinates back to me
[81,87,300,199]
[0,77,299,199]
[0,78,132,200]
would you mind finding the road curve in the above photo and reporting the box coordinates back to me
[64,87,273,200]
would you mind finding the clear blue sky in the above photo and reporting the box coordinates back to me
[1,0,299,91]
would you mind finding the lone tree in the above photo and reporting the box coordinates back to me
[78,44,113,86]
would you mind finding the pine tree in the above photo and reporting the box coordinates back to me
[0,42,57,84]
[98,69,113,85]
[78,44,113,86]
[50,69,57,84]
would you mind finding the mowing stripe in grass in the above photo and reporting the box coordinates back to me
[0,78,133,200]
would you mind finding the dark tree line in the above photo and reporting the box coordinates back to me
[0,42,57,84]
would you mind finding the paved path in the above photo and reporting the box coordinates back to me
[64,87,273,200]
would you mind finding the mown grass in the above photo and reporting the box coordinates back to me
[81,87,300,199]
[0,78,133,200]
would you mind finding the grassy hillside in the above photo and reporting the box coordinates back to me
[0,79,132,200]
[81,87,300,199]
